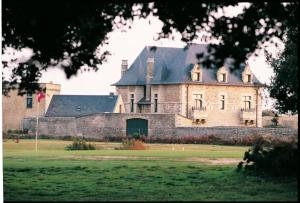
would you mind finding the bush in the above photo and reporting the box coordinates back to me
[65,138,96,150]
[237,140,298,177]
[271,113,279,126]
[115,139,148,150]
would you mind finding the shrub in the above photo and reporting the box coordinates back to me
[271,113,279,126]
[65,138,96,150]
[115,139,148,150]
[237,140,298,177]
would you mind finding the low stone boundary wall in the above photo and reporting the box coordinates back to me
[23,113,298,140]
[173,127,297,139]
[263,115,298,129]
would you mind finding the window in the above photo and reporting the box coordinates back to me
[196,72,200,81]
[247,74,251,83]
[194,94,203,109]
[243,96,251,109]
[154,93,158,113]
[119,105,122,113]
[143,86,146,97]
[26,93,33,108]
[220,95,225,110]
[130,94,134,113]
[221,73,226,82]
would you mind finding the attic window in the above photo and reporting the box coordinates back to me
[247,74,251,83]
[191,64,202,82]
[196,72,201,81]
[221,73,226,82]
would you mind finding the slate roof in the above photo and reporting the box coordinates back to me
[112,44,263,86]
[45,95,118,117]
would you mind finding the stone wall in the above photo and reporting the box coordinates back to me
[23,113,297,140]
[24,113,176,139]
[3,83,61,132]
[262,115,298,129]
[173,127,297,139]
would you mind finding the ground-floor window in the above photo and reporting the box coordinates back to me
[26,93,33,108]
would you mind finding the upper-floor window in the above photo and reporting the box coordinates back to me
[26,93,33,108]
[242,65,253,84]
[243,96,251,109]
[191,64,202,82]
[247,74,251,83]
[194,94,203,109]
[119,104,122,113]
[196,72,201,81]
[220,95,225,110]
[221,73,226,82]
[154,93,158,113]
[143,86,146,97]
[130,94,134,113]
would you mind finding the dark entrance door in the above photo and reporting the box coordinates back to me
[126,118,148,137]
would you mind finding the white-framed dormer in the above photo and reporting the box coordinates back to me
[217,66,228,83]
[191,63,203,82]
[242,64,253,84]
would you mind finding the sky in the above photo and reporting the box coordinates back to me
[2,3,281,109]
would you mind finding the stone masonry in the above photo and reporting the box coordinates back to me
[23,113,297,140]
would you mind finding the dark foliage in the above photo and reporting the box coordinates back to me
[2,1,298,95]
[266,28,298,114]
[237,140,298,177]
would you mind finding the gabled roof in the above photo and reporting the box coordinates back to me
[112,44,263,86]
[45,95,118,117]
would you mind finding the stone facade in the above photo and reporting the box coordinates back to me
[2,82,61,132]
[23,113,297,139]
[114,45,264,128]
[116,83,263,127]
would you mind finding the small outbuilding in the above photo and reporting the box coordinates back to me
[45,94,125,117]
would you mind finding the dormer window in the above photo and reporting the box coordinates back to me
[247,74,251,83]
[196,72,201,81]
[191,64,202,82]
[242,64,253,84]
[221,73,226,82]
[217,66,228,83]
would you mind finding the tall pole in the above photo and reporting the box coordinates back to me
[35,101,39,152]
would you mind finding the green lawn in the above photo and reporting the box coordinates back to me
[3,140,298,201]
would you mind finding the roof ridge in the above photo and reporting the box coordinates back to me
[145,43,209,50]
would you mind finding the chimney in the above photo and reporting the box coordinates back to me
[146,57,154,101]
[121,60,128,77]
[109,92,114,96]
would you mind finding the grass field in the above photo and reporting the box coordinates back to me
[3,139,298,201]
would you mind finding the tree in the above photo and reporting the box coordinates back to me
[2,0,299,95]
[266,27,298,114]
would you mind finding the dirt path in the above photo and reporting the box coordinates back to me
[62,155,241,165]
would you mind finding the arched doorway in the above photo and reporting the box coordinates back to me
[126,118,148,137]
